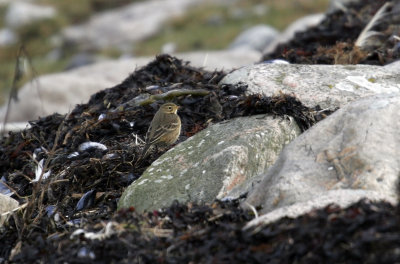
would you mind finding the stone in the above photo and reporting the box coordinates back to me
[220,63,400,110]
[263,13,325,55]
[244,93,400,216]
[118,115,301,212]
[0,50,260,124]
[61,0,200,51]
[0,28,17,46]
[228,24,279,52]
[5,2,56,29]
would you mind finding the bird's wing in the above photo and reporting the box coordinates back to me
[147,120,180,145]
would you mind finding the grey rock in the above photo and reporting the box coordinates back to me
[229,24,279,52]
[5,2,56,29]
[62,0,200,51]
[0,28,17,46]
[263,14,325,55]
[118,115,301,212]
[220,64,400,110]
[244,93,400,215]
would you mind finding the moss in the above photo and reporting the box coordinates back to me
[343,65,357,71]
[368,77,376,83]
[275,73,287,84]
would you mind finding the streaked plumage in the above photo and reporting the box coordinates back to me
[141,103,181,159]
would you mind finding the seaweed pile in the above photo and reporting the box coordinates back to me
[262,0,400,65]
[4,197,400,263]
[0,55,326,262]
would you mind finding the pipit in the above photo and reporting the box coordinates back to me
[141,102,181,159]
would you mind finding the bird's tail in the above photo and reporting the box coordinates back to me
[135,144,153,166]
[141,144,153,160]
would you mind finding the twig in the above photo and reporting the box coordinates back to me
[244,202,259,218]
[355,2,392,49]
[116,89,210,111]
[1,46,39,137]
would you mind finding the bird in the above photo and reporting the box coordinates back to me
[140,102,181,160]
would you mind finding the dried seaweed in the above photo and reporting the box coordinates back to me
[0,41,397,261]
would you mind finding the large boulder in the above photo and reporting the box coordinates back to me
[221,63,400,110]
[243,93,400,218]
[118,114,301,212]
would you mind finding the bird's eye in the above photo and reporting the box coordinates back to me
[168,107,172,110]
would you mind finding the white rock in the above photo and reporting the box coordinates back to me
[244,93,400,216]
[221,63,400,110]
[5,2,56,29]
[229,24,279,52]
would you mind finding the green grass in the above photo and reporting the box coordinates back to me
[134,0,330,55]
[37,0,139,24]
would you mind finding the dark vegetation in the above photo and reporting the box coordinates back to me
[263,0,400,65]
[1,0,399,262]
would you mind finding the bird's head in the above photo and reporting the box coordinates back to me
[160,103,180,114]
